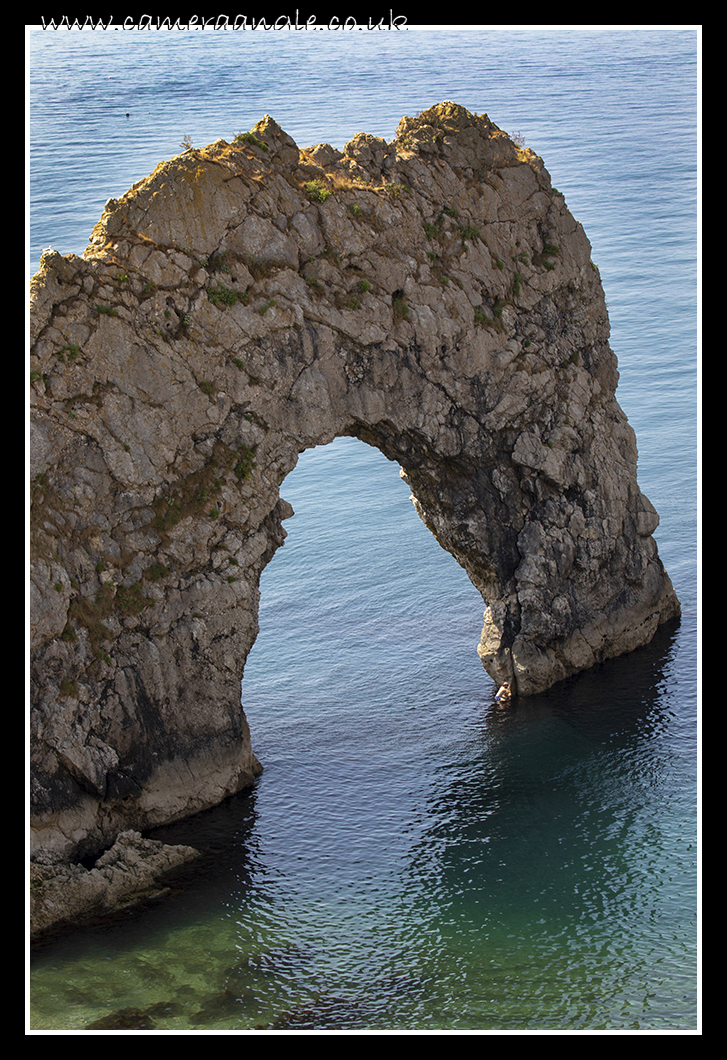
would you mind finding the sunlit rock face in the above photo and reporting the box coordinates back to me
[29,101,679,866]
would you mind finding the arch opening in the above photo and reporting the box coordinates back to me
[241,436,487,743]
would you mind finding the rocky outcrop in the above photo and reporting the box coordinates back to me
[30,830,200,939]
[29,102,679,906]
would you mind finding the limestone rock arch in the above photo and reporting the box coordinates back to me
[29,103,679,863]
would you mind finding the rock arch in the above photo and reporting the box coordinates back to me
[29,103,679,868]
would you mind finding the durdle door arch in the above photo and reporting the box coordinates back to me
[30,103,679,879]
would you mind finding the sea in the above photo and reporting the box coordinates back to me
[27,26,700,1033]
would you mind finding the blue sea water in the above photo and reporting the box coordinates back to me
[27,27,699,1032]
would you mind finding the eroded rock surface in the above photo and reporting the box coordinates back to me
[30,102,680,916]
[30,830,200,939]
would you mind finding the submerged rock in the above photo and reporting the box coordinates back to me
[29,102,679,918]
[86,1007,158,1030]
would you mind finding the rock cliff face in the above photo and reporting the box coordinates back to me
[30,102,679,888]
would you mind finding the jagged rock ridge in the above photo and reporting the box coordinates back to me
[29,102,679,926]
